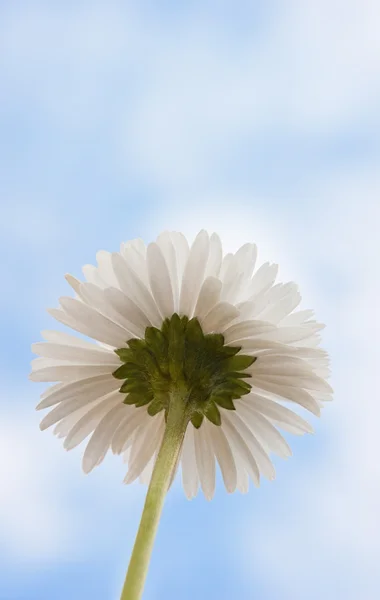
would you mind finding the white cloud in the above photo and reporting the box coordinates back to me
[2,3,379,185]
[121,1,380,187]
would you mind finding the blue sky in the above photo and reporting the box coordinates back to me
[1,1,379,599]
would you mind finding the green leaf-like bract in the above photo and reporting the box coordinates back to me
[113,314,256,428]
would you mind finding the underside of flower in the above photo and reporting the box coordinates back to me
[31,229,332,500]
[113,314,256,429]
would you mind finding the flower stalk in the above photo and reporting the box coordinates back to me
[120,386,191,600]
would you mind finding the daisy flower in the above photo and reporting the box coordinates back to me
[30,230,332,600]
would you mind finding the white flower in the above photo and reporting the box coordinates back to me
[30,230,332,500]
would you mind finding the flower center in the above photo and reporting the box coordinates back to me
[112,314,256,428]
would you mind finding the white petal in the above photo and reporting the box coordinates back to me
[269,419,308,436]
[201,302,240,333]
[204,233,223,278]
[39,383,121,430]
[41,329,106,351]
[193,276,222,321]
[111,253,162,327]
[139,453,156,485]
[121,243,150,286]
[251,379,321,416]
[252,355,314,371]
[111,407,151,455]
[225,411,276,480]
[104,287,151,337]
[156,232,179,310]
[236,404,292,458]
[207,420,237,493]
[53,404,92,438]
[221,271,246,304]
[219,253,233,280]
[121,238,147,260]
[122,431,137,463]
[179,230,210,317]
[257,285,301,324]
[32,342,120,365]
[124,415,164,484]
[222,320,276,344]
[39,381,65,402]
[37,374,119,410]
[194,424,216,500]
[65,274,82,295]
[30,361,116,383]
[221,254,243,296]
[63,391,123,449]
[252,326,324,344]
[221,414,260,486]
[181,426,199,499]
[82,403,127,473]
[82,264,107,288]
[96,250,120,288]
[146,242,174,318]
[237,338,323,356]
[248,263,278,298]
[78,283,138,336]
[240,394,313,433]
[252,370,333,394]
[169,232,189,282]
[220,244,256,304]
[57,297,129,347]
[234,243,257,279]
[281,309,315,327]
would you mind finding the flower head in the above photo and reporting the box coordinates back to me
[31,230,332,499]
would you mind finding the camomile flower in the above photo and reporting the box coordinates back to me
[30,230,332,600]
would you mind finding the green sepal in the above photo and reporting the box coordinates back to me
[186,318,204,345]
[191,412,204,429]
[219,345,241,357]
[204,401,221,426]
[180,315,189,329]
[227,371,252,379]
[161,317,171,339]
[203,333,224,352]
[127,338,147,351]
[115,348,135,362]
[117,362,147,379]
[224,354,257,371]
[212,378,251,397]
[231,378,252,393]
[147,398,164,417]
[123,392,147,406]
[218,381,251,397]
[113,363,138,380]
[136,395,154,408]
[120,377,149,392]
[145,326,167,350]
[145,327,169,375]
[212,394,236,410]
[120,379,152,395]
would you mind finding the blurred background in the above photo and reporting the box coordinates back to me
[0,1,379,599]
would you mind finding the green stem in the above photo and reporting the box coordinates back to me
[120,390,190,600]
